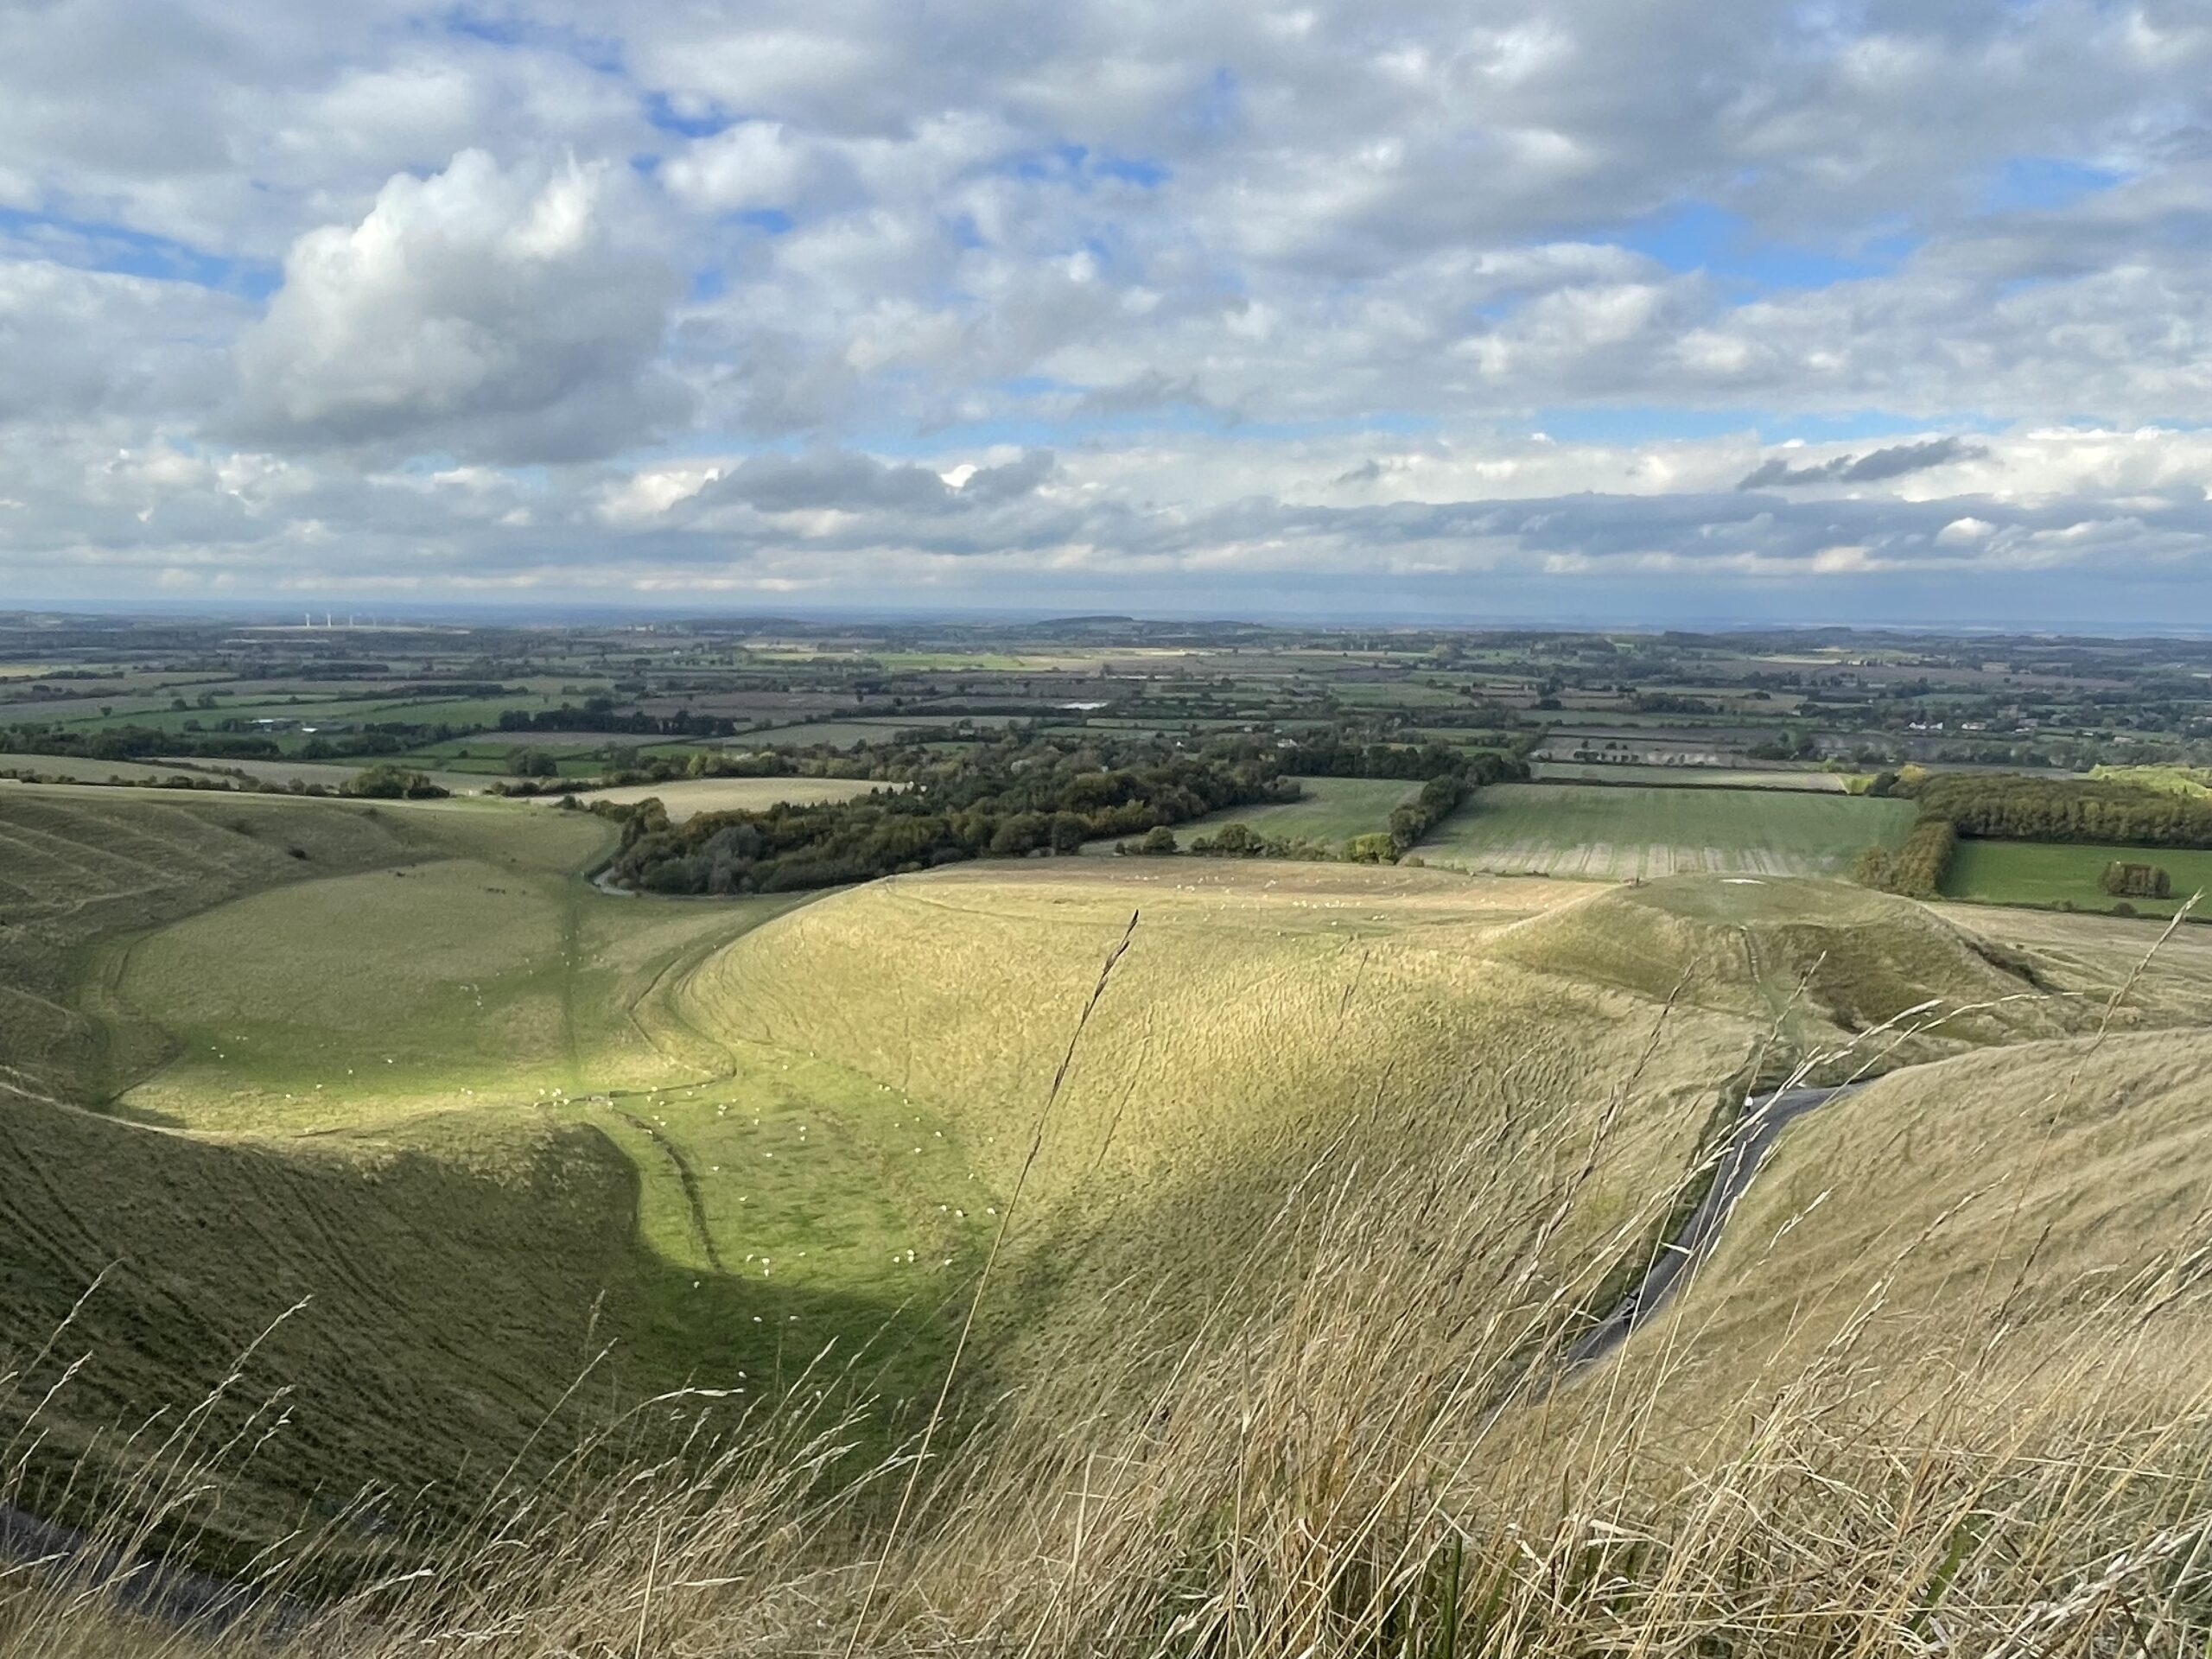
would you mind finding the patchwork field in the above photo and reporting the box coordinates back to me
[1941,837,2212,918]
[1414,782,1916,878]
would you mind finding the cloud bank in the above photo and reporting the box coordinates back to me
[0,0,2209,621]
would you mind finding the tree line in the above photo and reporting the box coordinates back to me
[601,735,1292,894]
[1891,769,2212,849]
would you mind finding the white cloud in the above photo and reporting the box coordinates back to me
[233,149,689,461]
[0,0,2208,614]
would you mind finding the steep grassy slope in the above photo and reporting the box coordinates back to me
[1612,1021,2212,1427]
[0,791,975,1567]
[0,1103,635,1571]
[0,787,457,1111]
[675,864,2152,1383]
[683,863,1739,1205]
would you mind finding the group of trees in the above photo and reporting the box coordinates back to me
[488,741,898,798]
[1890,770,2212,849]
[499,700,741,741]
[1853,816,1957,898]
[1271,735,1524,784]
[1857,768,2212,899]
[340,765,449,800]
[0,722,285,762]
[602,735,1288,894]
[2101,861,2173,899]
[1185,822,1334,861]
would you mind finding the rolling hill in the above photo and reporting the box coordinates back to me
[6,784,2212,1649]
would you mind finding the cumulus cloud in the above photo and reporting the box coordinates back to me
[232,149,689,462]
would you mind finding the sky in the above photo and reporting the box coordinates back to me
[3,1,2211,626]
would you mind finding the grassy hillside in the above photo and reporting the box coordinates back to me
[1614,1023,2212,1422]
[0,786,464,1111]
[0,1101,639,1572]
[0,789,978,1566]
[12,781,2212,1643]
[1414,781,1915,878]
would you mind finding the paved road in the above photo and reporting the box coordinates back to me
[1566,1083,1854,1370]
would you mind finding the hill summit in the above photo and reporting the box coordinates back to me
[1478,874,2086,1057]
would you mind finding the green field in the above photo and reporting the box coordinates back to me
[1414,782,1915,878]
[1941,838,2212,918]
[1081,774,1422,854]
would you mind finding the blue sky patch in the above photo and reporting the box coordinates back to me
[0,207,279,299]
[1615,200,1918,290]
[1984,156,2125,213]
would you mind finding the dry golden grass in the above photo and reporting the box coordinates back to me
[1614,1021,2212,1417]
[12,842,2212,1656]
[12,997,2212,1659]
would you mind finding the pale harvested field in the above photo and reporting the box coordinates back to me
[0,752,189,784]
[548,775,887,819]
[1415,783,1914,879]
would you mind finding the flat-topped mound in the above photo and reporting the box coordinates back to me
[1478,873,2092,1056]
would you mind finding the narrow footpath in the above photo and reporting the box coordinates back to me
[1567,1083,1855,1370]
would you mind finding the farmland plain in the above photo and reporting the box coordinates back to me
[1414,781,1916,877]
